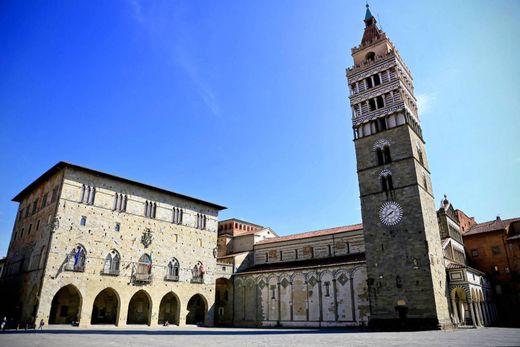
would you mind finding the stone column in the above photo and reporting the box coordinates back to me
[451,298,459,325]
[479,302,487,326]
[150,293,161,327]
[468,301,477,327]
[459,301,465,324]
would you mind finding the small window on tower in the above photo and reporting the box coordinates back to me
[366,77,373,89]
[376,95,385,109]
[365,51,375,62]
[383,146,392,163]
[368,98,376,111]
[378,118,387,131]
[376,148,384,165]
[373,74,381,86]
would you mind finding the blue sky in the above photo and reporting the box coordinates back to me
[0,0,519,256]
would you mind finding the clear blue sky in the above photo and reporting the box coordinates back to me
[1,0,519,257]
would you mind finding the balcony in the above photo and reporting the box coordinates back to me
[133,273,153,284]
[101,269,120,276]
[164,274,179,282]
[191,276,204,284]
[64,264,85,272]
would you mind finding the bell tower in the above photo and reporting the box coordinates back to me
[346,5,450,329]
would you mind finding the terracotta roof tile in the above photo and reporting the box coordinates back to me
[464,217,520,236]
[236,253,366,274]
[256,224,363,245]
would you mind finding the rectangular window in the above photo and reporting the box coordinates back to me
[115,223,120,232]
[471,249,479,257]
[80,216,87,226]
[492,246,501,255]
[265,253,269,262]
[41,193,48,208]
[328,244,332,256]
[28,224,32,235]
[368,98,376,111]
[366,77,373,89]
[24,206,30,218]
[32,200,38,215]
[295,249,298,259]
[373,74,381,86]
[51,186,59,202]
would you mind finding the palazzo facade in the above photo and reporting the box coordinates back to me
[0,162,225,327]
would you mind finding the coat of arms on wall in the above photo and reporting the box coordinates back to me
[141,229,153,248]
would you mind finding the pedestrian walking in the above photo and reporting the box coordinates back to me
[38,319,44,330]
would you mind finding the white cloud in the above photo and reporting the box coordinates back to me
[416,93,436,115]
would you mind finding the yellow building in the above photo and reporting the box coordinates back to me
[0,162,225,327]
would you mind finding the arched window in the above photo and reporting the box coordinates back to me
[423,176,428,192]
[376,148,384,165]
[103,250,120,275]
[66,245,86,272]
[383,145,392,163]
[365,51,375,62]
[191,261,205,283]
[380,169,394,192]
[381,176,388,191]
[166,258,180,281]
[418,148,424,165]
[134,254,152,283]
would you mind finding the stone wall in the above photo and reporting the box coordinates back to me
[3,165,223,327]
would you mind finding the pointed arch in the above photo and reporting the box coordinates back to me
[91,287,120,325]
[65,244,86,272]
[103,250,120,275]
[127,290,152,325]
[158,291,180,326]
[186,294,208,325]
[166,258,180,281]
[49,284,82,324]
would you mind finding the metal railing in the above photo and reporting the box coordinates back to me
[191,276,204,284]
[64,264,85,272]
[102,269,120,276]
[133,273,153,283]
[164,274,179,282]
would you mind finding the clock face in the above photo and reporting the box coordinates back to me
[379,201,403,226]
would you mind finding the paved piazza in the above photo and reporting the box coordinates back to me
[0,327,519,347]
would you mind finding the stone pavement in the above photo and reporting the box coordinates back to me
[0,326,519,347]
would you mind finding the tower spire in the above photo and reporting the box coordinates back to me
[365,3,374,22]
[360,3,382,46]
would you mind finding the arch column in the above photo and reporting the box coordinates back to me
[459,301,465,324]
[479,301,487,326]
[468,300,477,327]
[150,293,161,327]
[118,295,129,327]
[451,297,459,325]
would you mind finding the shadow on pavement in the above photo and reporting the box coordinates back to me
[1,327,369,336]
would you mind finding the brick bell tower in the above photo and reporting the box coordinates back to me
[346,5,451,329]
